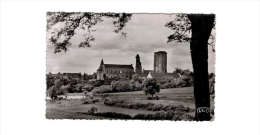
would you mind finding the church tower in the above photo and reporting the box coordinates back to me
[135,54,142,74]
[97,59,104,80]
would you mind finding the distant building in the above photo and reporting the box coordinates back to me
[96,59,134,80]
[143,69,153,75]
[154,51,167,73]
[147,72,153,79]
[96,51,168,80]
[62,73,82,79]
[135,54,142,74]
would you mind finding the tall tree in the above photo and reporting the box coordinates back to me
[166,14,215,121]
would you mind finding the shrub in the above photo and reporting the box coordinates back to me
[71,84,84,93]
[87,106,98,114]
[104,98,117,106]
[92,85,113,94]
[82,92,100,104]
[47,86,57,100]
[143,79,160,99]
[129,80,143,91]
[91,112,132,119]
[133,111,174,120]
[87,111,193,120]
[174,78,187,88]
[82,84,94,92]
[103,98,192,114]
[58,85,70,95]
[111,80,132,92]
[91,80,104,87]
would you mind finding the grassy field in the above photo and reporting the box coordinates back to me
[46,87,214,120]
[106,87,195,108]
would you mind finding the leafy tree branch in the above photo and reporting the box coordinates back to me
[165,14,215,52]
[47,12,132,53]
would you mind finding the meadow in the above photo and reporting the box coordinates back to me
[46,87,214,120]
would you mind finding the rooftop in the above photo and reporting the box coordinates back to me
[104,64,134,69]
[154,51,167,54]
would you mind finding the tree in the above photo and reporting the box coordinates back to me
[166,14,215,121]
[47,12,132,53]
[143,78,160,99]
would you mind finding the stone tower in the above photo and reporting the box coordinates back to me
[135,54,142,74]
[97,59,104,80]
[154,51,167,73]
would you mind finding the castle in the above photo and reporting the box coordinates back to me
[154,51,167,73]
[96,51,168,80]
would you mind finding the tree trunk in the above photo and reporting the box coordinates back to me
[188,14,215,121]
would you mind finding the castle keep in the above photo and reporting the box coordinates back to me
[154,51,167,73]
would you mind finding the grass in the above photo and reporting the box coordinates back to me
[46,87,214,120]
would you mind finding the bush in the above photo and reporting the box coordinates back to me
[111,80,132,92]
[143,79,160,98]
[129,80,143,91]
[58,85,70,95]
[82,92,100,104]
[71,84,84,93]
[91,112,132,119]
[91,80,104,87]
[133,111,174,120]
[87,106,98,114]
[103,98,192,113]
[103,98,117,106]
[174,78,187,88]
[92,85,113,94]
[133,111,194,120]
[82,84,94,92]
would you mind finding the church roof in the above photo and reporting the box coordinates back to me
[104,64,134,69]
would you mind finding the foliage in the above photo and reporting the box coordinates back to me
[165,14,192,43]
[92,85,113,94]
[104,98,192,112]
[47,12,132,53]
[143,79,160,98]
[82,84,94,92]
[165,14,216,52]
[89,112,132,119]
[129,80,143,91]
[46,75,55,90]
[102,98,194,120]
[90,80,105,87]
[111,80,132,92]
[87,106,98,115]
[87,111,193,120]
[131,74,143,83]
[133,111,176,120]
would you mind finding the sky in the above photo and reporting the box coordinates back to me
[46,14,215,74]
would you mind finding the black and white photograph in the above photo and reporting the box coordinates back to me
[46,12,215,121]
[1,0,260,135]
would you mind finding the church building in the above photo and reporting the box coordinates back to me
[96,59,134,80]
[96,51,168,80]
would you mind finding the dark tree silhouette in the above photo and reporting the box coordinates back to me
[143,78,160,99]
[166,14,215,121]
